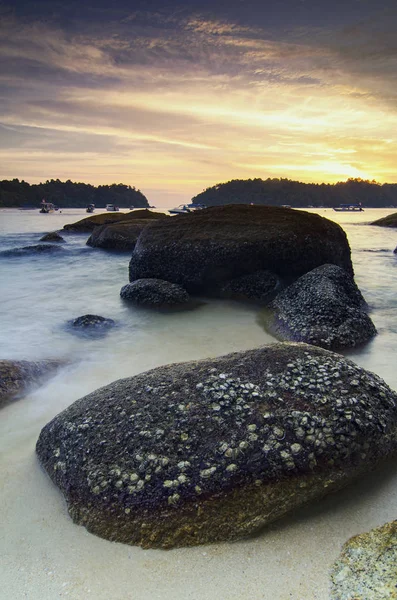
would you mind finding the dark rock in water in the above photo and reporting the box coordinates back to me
[330,520,397,599]
[0,359,63,408]
[64,210,167,233]
[0,244,65,257]
[40,232,65,243]
[86,220,150,251]
[36,343,397,549]
[371,212,397,227]
[267,264,376,350]
[120,279,190,306]
[67,314,115,329]
[129,205,353,295]
[222,270,280,303]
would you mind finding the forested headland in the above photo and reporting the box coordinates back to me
[0,179,149,208]
[191,178,397,208]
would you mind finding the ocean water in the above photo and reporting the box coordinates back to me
[1,207,397,600]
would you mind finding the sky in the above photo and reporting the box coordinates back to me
[0,0,396,206]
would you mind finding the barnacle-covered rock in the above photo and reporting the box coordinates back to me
[330,520,397,599]
[267,264,376,349]
[36,343,397,549]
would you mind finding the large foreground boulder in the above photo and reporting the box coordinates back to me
[86,220,151,251]
[371,212,397,227]
[330,520,397,599]
[129,205,353,295]
[36,343,397,549]
[64,210,166,233]
[120,278,190,307]
[1,359,63,408]
[267,264,377,349]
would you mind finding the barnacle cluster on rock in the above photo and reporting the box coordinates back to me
[269,264,377,349]
[37,344,397,524]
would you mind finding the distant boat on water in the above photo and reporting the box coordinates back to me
[333,204,364,212]
[39,199,55,213]
[169,202,206,214]
[106,204,119,212]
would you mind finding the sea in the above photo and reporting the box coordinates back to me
[0,207,396,600]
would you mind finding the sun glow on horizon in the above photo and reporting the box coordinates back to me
[0,6,396,205]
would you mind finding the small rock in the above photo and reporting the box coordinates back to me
[330,520,397,599]
[120,279,189,307]
[66,314,115,333]
[40,232,65,243]
[0,359,64,408]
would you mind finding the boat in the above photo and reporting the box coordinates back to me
[39,200,55,213]
[106,204,119,212]
[169,202,206,215]
[333,204,364,212]
[86,203,95,213]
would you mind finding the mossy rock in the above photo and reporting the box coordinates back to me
[330,520,397,599]
[64,210,167,233]
[86,220,151,251]
[129,205,353,294]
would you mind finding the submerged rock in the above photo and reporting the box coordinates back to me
[36,343,397,549]
[371,212,397,227]
[222,270,280,303]
[40,232,65,242]
[86,220,150,251]
[120,279,190,306]
[64,210,167,233]
[0,244,65,257]
[330,520,397,599]
[0,359,63,408]
[268,264,376,349]
[129,205,353,295]
[67,314,115,330]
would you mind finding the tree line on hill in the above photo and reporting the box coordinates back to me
[0,179,149,208]
[191,178,397,208]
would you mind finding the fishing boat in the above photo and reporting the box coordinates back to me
[39,200,55,213]
[86,203,95,213]
[333,204,364,212]
[106,204,120,212]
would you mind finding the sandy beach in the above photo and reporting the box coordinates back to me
[1,360,397,600]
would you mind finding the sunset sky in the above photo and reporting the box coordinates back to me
[1,0,396,205]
